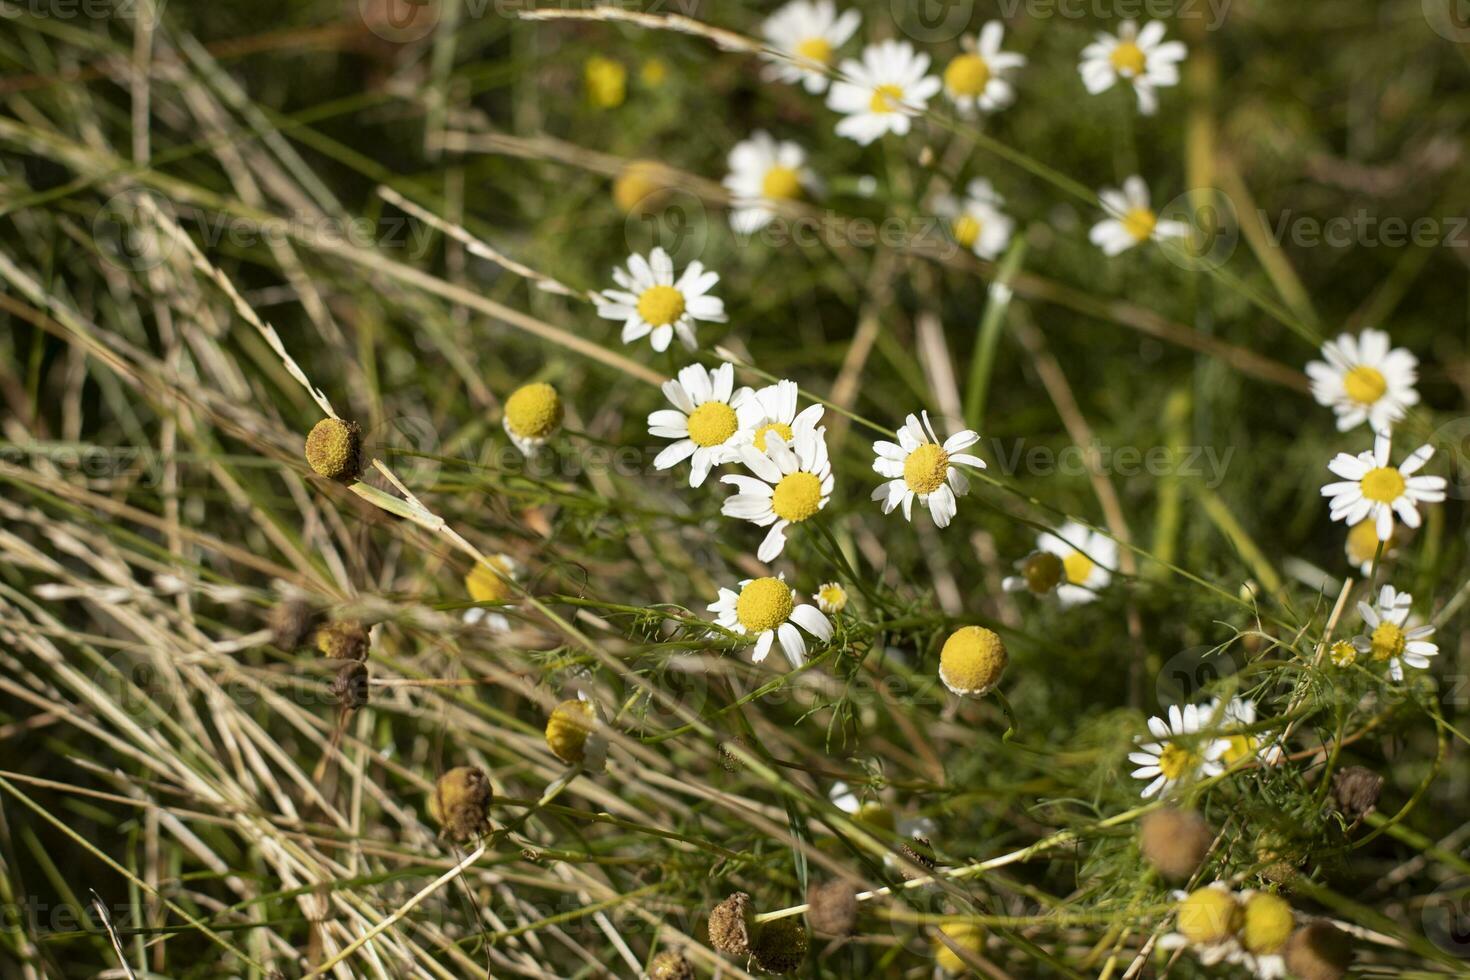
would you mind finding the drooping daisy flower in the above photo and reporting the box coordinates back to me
[1353,585,1438,682]
[545,692,607,771]
[1089,176,1190,256]
[1345,518,1396,575]
[1005,521,1116,606]
[934,179,1014,261]
[814,582,848,614]
[708,574,833,667]
[1208,697,1284,767]
[827,39,942,146]
[870,412,984,529]
[1078,20,1186,115]
[722,426,833,562]
[723,131,821,234]
[761,0,861,94]
[1322,431,1445,541]
[1157,883,1243,967]
[732,379,825,456]
[594,247,726,353]
[1306,328,1420,433]
[647,363,753,487]
[942,22,1025,115]
[464,554,519,633]
[1129,703,1230,798]
[502,382,563,456]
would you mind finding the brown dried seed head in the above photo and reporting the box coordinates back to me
[268,598,320,652]
[315,621,370,661]
[750,916,808,975]
[331,662,370,711]
[646,949,694,980]
[428,766,492,843]
[707,891,755,956]
[805,879,858,936]
[1331,766,1383,820]
[1284,922,1352,980]
[304,418,363,482]
[1139,808,1215,881]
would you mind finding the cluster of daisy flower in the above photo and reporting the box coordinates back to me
[1130,697,1281,799]
[1161,883,1305,979]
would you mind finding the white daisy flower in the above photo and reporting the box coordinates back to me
[827,39,942,146]
[934,179,1014,261]
[1129,703,1230,798]
[723,131,822,234]
[831,781,936,842]
[1225,890,1295,979]
[722,424,834,562]
[1208,697,1285,767]
[731,378,825,455]
[1322,431,1445,541]
[1353,585,1439,682]
[1004,521,1116,606]
[1078,19,1187,115]
[1157,884,1244,967]
[813,582,849,614]
[464,554,518,634]
[760,0,861,94]
[942,21,1026,115]
[871,412,984,529]
[1089,176,1190,256]
[647,363,753,487]
[708,573,833,668]
[594,247,727,353]
[1306,328,1420,433]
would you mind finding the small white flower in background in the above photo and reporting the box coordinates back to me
[814,582,849,614]
[1129,703,1229,798]
[723,131,822,234]
[464,554,519,634]
[1345,518,1394,575]
[827,39,942,146]
[722,422,834,562]
[934,179,1014,261]
[1089,176,1190,256]
[732,378,825,455]
[830,781,936,841]
[1078,19,1186,115]
[1004,521,1115,606]
[595,247,726,353]
[1208,697,1285,767]
[942,22,1026,115]
[1354,585,1438,682]
[1306,328,1420,433]
[647,363,753,487]
[871,412,985,529]
[761,0,861,94]
[708,574,833,667]
[1322,431,1445,541]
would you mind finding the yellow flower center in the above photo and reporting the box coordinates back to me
[870,83,905,113]
[1223,733,1258,766]
[953,214,982,249]
[761,166,803,201]
[1158,743,1198,781]
[1329,639,1358,668]
[1241,893,1294,954]
[1369,621,1406,662]
[637,285,686,327]
[817,583,848,612]
[686,401,738,447]
[545,699,597,764]
[771,471,824,522]
[944,53,992,96]
[939,625,1009,696]
[1360,466,1405,504]
[465,557,513,604]
[736,577,795,634]
[504,383,563,439]
[754,421,794,452]
[794,36,833,66]
[584,55,627,109]
[1122,207,1158,241]
[1062,551,1095,586]
[903,443,951,495]
[1343,364,1388,405]
[640,57,668,87]
[1177,888,1242,945]
[1346,519,1382,566]
[1110,40,1147,75]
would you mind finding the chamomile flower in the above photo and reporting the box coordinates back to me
[761,0,861,95]
[1345,518,1396,575]
[1158,883,1243,966]
[595,247,726,353]
[724,131,821,234]
[1005,521,1115,606]
[942,22,1025,115]
[732,379,825,455]
[1306,328,1420,433]
[934,179,1014,261]
[708,574,833,667]
[502,382,563,456]
[827,40,942,146]
[1089,177,1190,256]
[814,582,849,614]
[1208,697,1285,767]
[463,554,518,633]
[1322,431,1445,541]
[1353,585,1438,681]
[647,363,753,487]
[1078,20,1186,115]
[723,426,834,562]
[830,782,936,841]
[1225,891,1294,979]
[870,412,984,529]
[1129,703,1230,799]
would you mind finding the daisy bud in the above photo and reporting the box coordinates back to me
[938,626,1008,698]
[545,698,600,766]
[613,160,668,215]
[315,621,370,662]
[304,417,363,482]
[1019,551,1063,594]
[428,766,492,842]
[805,879,858,936]
[932,922,985,974]
[330,661,370,711]
[707,892,755,956]
[1241,892,1294,956]
[1284,923,1352,980]
[750,916,808,975]
[1331,766,1383,821]
[647,949,694,980]
[503,382,564,453]
[1139,808,1214,882]
[268,598,320,652]
[1176,887,1242,945]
